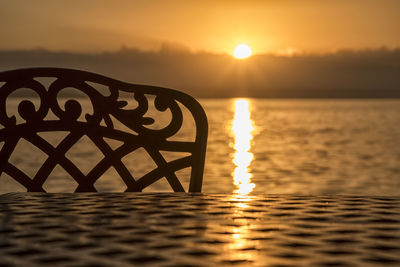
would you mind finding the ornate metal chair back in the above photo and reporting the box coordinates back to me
[0,68,207,192]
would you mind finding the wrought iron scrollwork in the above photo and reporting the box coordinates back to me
[0,68,208,192]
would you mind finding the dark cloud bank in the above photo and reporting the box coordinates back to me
[1,47,399,98]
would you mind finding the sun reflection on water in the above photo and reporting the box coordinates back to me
[231,99,255,194]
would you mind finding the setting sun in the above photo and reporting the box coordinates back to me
[233,44,252,59]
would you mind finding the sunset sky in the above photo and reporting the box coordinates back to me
[1,0,400,55]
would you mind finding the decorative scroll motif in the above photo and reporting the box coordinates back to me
[0,68,208,192]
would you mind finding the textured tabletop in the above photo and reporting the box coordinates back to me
[1,193,400,266]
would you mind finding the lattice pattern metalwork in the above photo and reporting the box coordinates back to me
[0,68,208,192]
[0,193,399,266]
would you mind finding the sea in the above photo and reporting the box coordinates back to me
[1,98,400,195]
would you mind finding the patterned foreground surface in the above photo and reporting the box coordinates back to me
[0,193,400,266]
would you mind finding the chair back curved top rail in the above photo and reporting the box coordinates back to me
[0,68,208,192]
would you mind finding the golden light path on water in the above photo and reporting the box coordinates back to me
[228,101,258,261]
[231,99,255,194]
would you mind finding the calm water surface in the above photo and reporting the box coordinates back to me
[1,98,400,195]
[204,99,400,195]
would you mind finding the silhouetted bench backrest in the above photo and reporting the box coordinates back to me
[0,68,207,192]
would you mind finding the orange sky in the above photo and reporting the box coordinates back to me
[1,0,400,54]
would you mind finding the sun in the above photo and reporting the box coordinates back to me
[233,44,252,59]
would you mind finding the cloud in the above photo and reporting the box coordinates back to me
[158,42,192,54]
[1,48,399,98]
